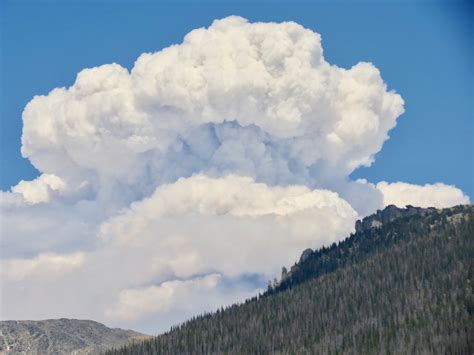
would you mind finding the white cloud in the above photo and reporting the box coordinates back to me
[0,175,357,332]
[11,174,66,204]
[98,175,357,278]
[0,196,103,258]
[1,252,85,281]
[106,274,222,321]
[21,16,403,205]
[376,181,470,208]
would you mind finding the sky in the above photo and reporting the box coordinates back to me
[0,0,472,334]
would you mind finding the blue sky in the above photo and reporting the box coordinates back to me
[1,0,472,197]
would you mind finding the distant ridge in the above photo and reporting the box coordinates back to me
[0,319,150,354]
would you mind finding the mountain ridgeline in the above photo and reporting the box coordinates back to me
[0,319,151,355]
[107,204,474,354]
[270,204,440,294]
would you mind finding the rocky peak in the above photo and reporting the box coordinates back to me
[299,248,313,263]
[355,204,437,233]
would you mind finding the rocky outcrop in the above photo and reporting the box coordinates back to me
[0,319,151,355]
[355,204,437,233]
[299,248,313,263]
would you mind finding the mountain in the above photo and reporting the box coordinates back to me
[270,204,440,294]
[0,319,150,355]
[106,204,474,354]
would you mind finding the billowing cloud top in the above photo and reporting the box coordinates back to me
[22,16,403,197]
[1,17,469,334]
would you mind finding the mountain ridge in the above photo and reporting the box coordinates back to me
[271,204,449,294]
[0,318,151,355]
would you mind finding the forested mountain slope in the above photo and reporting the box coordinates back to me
[269,204,441,294]
[106,205,474,354]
